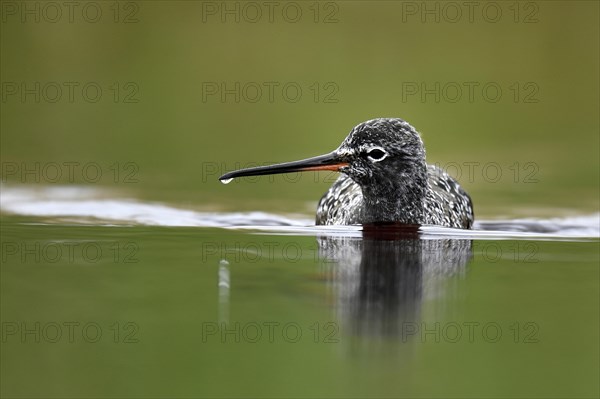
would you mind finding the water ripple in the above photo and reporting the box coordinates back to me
[1,185,598,240]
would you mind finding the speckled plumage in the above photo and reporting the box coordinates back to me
[315,118,474,229]
[220,117,474,229]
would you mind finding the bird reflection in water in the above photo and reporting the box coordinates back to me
[317,224,473,338]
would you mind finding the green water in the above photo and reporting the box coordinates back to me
[1,216,598,397]
[1,1,599,397]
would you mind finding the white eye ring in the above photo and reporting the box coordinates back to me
[366,147,388,162]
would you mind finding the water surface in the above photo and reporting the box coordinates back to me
[1,186,598,398]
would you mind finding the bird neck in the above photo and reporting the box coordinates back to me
[360,162,428,225]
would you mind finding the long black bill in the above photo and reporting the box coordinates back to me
[219,151,348,182]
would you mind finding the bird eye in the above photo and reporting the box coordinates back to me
[366,148,387,162]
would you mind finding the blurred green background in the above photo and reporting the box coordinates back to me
[1,1,598,217]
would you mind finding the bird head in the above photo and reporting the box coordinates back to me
[333,118,427,191]
[219,117,428,196]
